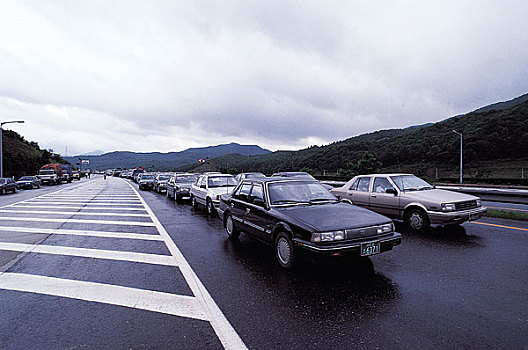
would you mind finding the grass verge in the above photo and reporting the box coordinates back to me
[484,209,528,221]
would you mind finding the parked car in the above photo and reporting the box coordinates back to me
[16,176,41,189]
[72,171,80,180]
[0,178,18,194]
[138,173,156,190]
[166,173,200,202]
[331,173,487,232]
[190,173,237,215]
[217,177,402,269]
[235,172,266,183]
[60,164,73,183]
[153,173,173,193]
[132,167,145,183]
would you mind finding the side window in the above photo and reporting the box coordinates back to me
[239,184,252,202]
[249,184,265,206]
[373,177,394,193]
[348,178,360,191]
[197,176,204,187]
[357,177,371,192]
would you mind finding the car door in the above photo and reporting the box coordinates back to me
[369,177,400,218]
[244,183,273,243]
[350,177,372,208]
[230,182,253,234]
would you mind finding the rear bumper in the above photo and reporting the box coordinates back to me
[293,232,402,255]
[427,207,487,225]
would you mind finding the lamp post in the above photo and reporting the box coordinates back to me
[452,130,462,184]
[0,120,25,178]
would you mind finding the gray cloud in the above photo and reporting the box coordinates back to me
[0,0,527,155]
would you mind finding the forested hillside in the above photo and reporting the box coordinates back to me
[1,130,68,179]
[179,98,528,179]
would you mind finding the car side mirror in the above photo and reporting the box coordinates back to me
[386,188,398,195]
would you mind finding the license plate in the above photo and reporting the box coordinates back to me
[361,241,380,256]
[469,213,479,221]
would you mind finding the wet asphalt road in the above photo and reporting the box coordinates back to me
[0,176,527,349]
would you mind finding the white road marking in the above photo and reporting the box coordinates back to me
[17,201,144,206]
[125,180,248,349]
[0,242,176,266]
[0,209,150,217]
[0,226,163,241]
[0,216,155,226]
[11,205,147,211]
[0,273,208,321]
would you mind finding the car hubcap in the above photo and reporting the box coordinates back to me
[277,237,291,265]
[207,202,212,213]
[226,217,233,235]
[409,213,423,229]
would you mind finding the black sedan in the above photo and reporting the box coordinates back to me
[0,178,18,195]
[218,178,401,269]
[16,176,41,189]
[166,173,200,202]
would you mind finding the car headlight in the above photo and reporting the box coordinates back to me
[377,223,394,234]
[311,230,345,243]
[441,203,456,212]
[476,199,482,206]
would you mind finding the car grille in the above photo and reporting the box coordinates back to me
[455,200,478,211]
[345,226,379,239]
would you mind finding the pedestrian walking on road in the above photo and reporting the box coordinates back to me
[104,174,107,180]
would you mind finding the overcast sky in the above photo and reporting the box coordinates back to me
[1,1,527,156]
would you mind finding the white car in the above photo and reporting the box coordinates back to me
[190,173,237,215]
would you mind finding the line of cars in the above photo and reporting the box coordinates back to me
[129,170,486,269]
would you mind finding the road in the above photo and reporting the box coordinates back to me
[1,176,527,349]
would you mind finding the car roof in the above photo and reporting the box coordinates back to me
[241,177,318,184]
[356,173,413,177]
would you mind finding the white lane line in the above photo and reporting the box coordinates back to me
[0,209,150,218]
[16,202,144,206]
[0,242,175,266]
[29,199,142,203]
[126,179,248,349]
[0,216,155,227]
[0,273,208,321]
[0,226,163,241]
[11,205,147,211]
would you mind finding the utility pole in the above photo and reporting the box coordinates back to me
[0,120,25,178]
[452,130,463,184]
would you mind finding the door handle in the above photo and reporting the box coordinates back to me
[245,208,251,214]
[371,194,377,198]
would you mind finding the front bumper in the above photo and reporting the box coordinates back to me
[17,182,34,189]
[427,207,487,225]
[293,232,402,255]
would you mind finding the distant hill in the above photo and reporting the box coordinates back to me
[178,93,528,179]
[1,130,69,179]
[472,93,528,113]
[64,142,271,170]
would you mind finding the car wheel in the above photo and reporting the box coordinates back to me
[191,196,199,209]
[275,232,296,269]
[0,189,5,195]
[37,184,41,188]
[13,187,17,193]
[166,189,171,199]
[175,194,181,203]
[225,214,240,239]
[405,208,430,232]
[206,198,215,216]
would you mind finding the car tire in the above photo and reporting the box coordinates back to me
[13,187,17,193]
[166,189,171,199]
[206,198,215,216]
[175,194,181,203]
[405,208,430,232]
[225,213,240,239]
[37,184,41,188]
[191,196,199,209]
[0,189,5,195]
[275,232,296,269]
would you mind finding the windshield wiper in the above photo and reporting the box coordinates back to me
[308,198,337,204]
[418,186,434,191]
[273,200,309,205]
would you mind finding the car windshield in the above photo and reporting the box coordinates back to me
[208,176,237,188]
[268,181,337,205]
[157,175,171,181]
[390,175,434,191]
[246,173,266,179]
[39,170,55,175]
[141,175,155,180]
[175,175,198,182]
[19,176,33,181]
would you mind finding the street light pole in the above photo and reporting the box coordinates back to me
[453,130,463,184]
[0,120,25,178]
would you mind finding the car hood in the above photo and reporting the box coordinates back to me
[175,182,193,188]
[277,202,391,232]
[402,189,478,202]
[16,180,32,183]
[209,187,235,196]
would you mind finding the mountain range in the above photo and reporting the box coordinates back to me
[64,143,271,171]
